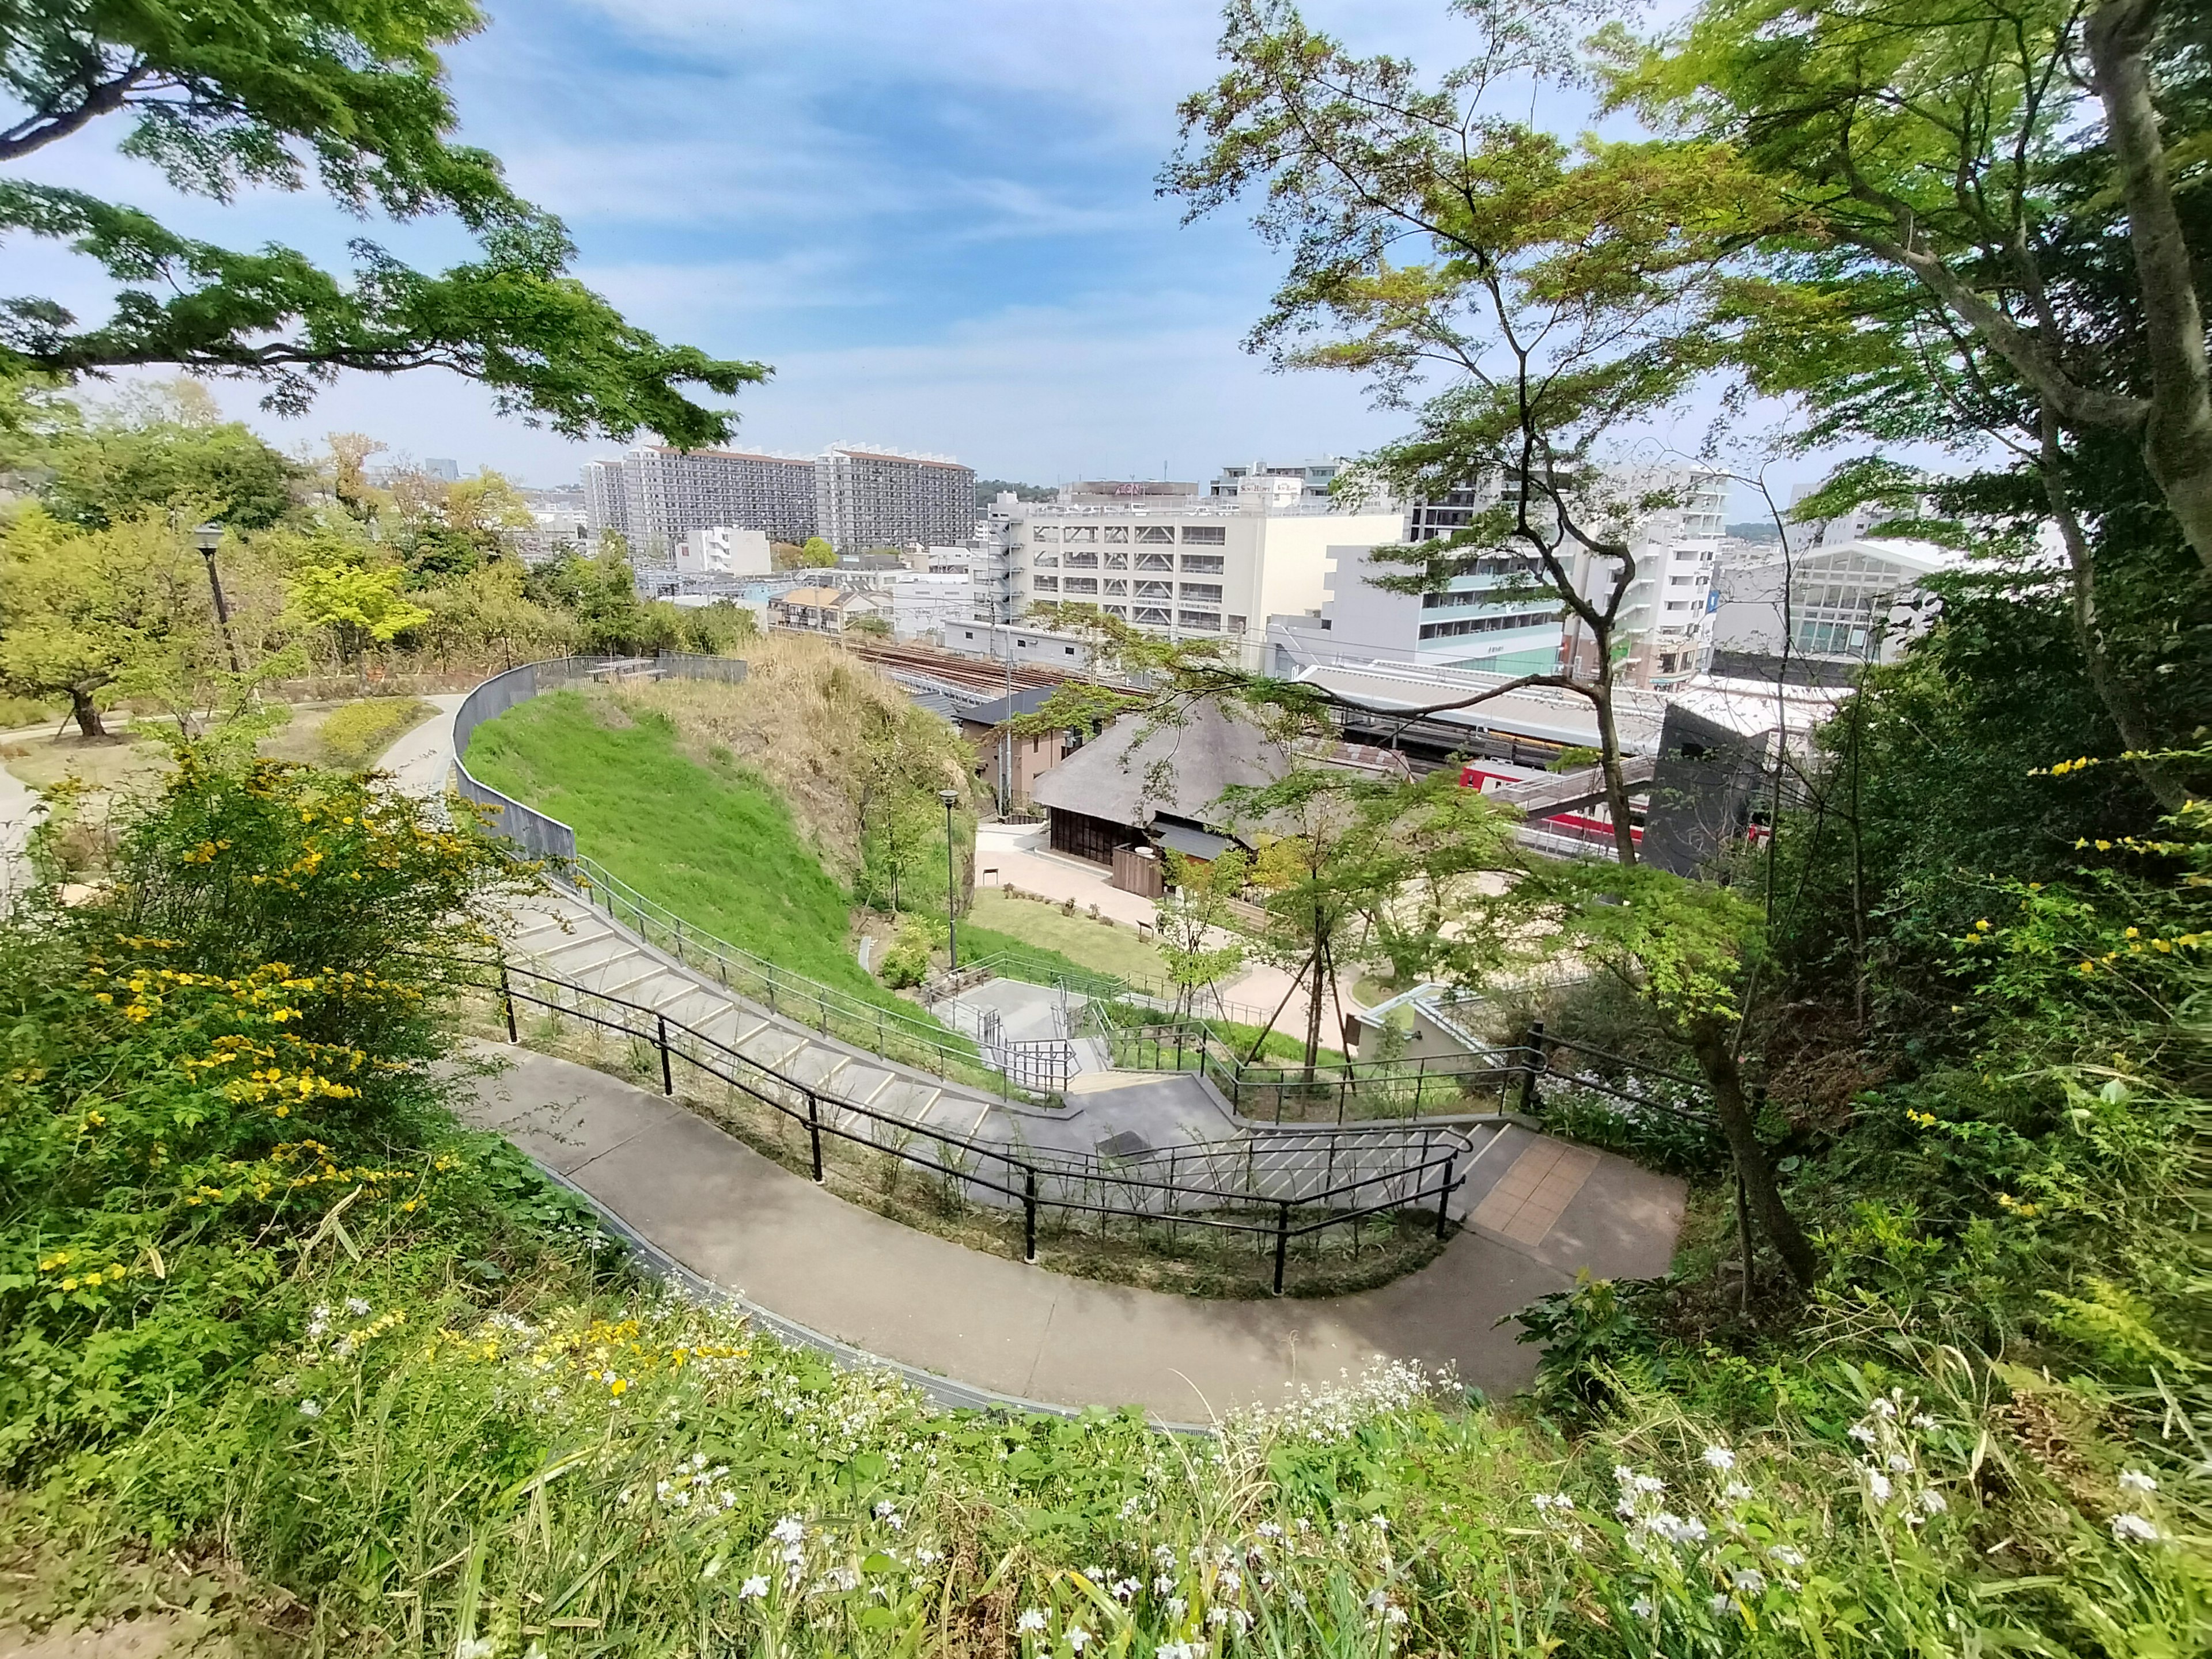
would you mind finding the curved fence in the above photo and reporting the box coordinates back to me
[478,957,1472,1295]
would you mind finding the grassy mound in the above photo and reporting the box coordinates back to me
[464,689,889,1003]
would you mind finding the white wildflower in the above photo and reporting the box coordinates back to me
[1153,1574,1176,1595]
[1732,1568,1767,1594]
[2111,1512,2162,1544]
[1165,1596,1187,1619]
[1067,1628,1089,1652]
[1711,1593,1734,1615]
[1630,1596,1656,1620]
[1911,1412,1937,1431]
[738,1576,768,1600]
[1866,1471,1893,1503]
[1887,1453,1911,1472]
[1702,1445,1736,1471]
[2119,1469,2158,1494]
[1206,1607,1229,1627]
[1016,1608,1047,1634]
[1724,1481,1753,1503]
[1154,1543,1177,1567]
[1847,1425,1876,1445]
[1768,1545,1807,1568]
[1918,1488,1948,1515]
[1111,1578,1138,1603]
[1634,1473,1666,1494]
[297,1397,324,1419]
[770,1516,805,1545]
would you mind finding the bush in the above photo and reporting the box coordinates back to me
[876,919,934,988]
[317,695,435,769]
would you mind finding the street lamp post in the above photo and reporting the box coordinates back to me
[939,787,961,971]
[194,522,243,674]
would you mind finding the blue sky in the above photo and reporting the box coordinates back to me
[18,0,1807,503]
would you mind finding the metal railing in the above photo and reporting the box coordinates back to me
[480,957,1469,1294]
[453,654,1060,1101]
[926,946,1275,1032]
[1080,1001,1721,1128]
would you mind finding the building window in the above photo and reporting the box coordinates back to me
[1103,525,1129,543]
[1180,554,1225,574]
[1065,550,1098,568]
[1103,551,1128,569]
[1102,604,1128,618]
[1225,615,1247,634]
[1179,582,1223,603]
[1135,579,1172,600]
[1136,525,1174,544]
[1062,577,1098,594]
[1134,605,1172,625]
[1063,525,1097,543]
[1416,610,1554,641]
[1033,525,1058,541]
[1135,551,1173,571]
[1033,575,1058,591]
[1180,525,1226,545]
[1103,579,1128,596]
[1179,611,1222,630]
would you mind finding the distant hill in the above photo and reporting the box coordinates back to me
[975,478,1055,504]
[1725,519,1782,541]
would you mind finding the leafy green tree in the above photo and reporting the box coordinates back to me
[0,1,763,442]
[1166,0,1777,861]
[0,507,205,736]
[286,562,430,679]
[1155,847,1250,1019]
[799,536,835,567]
[844,612,891,639]
[1613,0,2212,581]
[41,388,299,528]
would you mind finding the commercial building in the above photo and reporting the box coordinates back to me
[815,445,976,554]
[1205,459,1350,505]
[1707,536,1957,684]
[1554,465,1729,691]
[675,525,772,578]
[999,491,1407,670]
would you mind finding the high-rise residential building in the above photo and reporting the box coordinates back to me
[580,443,975,561]
[583,445,819,560]
[815,445,976,553]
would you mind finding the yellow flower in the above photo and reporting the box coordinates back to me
[2126,927,2139,938]
[60,1277,77,1290]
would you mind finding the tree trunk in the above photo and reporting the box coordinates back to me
[2036,405,2191,811]
[1302,940,1326,1082]
[2087,0,2212,580]
[1590,673,1639,866]
[1685,1016,1817,1288]
[68,685,107,740]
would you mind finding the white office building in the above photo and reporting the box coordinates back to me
[675,525,772,578]
[1002,493,1406,669]
[1708,536,1957,682]
[1205,458,1351,504]
[584,446,819,561]
[1556,465,1730,690]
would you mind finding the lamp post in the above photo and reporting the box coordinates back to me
[194,522,243,674]
[939,787,961,971]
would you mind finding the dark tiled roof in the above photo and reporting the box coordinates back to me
[1029,703,1287,833]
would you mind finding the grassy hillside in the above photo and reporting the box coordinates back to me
[464,689,887,1002]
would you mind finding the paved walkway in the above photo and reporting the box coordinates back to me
[463,1045,1684,1417]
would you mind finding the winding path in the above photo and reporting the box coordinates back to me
[463,1044,1683,1419]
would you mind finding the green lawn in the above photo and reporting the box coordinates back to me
[464,691,890,1005]
[967,888,1169,982]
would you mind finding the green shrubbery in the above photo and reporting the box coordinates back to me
[317,696,435,770]
[1,749,2206,1655]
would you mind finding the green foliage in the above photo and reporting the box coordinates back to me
[316,696,434,770]
[38,385,300,529]
[285,562,433,664]
[462,691,899,1006]
[0,2,762,444]
[875,919,934,989]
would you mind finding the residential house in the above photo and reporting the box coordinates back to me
[768,585,887,635]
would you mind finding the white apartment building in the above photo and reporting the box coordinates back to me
[674,525,772,578]
[1557,465,1729,690]
[584,446,819,560]
[815,445,976,554]
[1003,495,1407,669]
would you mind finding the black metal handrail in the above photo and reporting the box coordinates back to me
[476,957,1468,1294]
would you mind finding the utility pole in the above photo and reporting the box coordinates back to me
[940,789,961,969]
[194,522,243,674]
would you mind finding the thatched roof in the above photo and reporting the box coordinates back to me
[1029,703,1289,834]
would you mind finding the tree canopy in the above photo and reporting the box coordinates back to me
[0,0,764,443]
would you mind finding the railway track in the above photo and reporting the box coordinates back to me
[836,638,1098,697]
